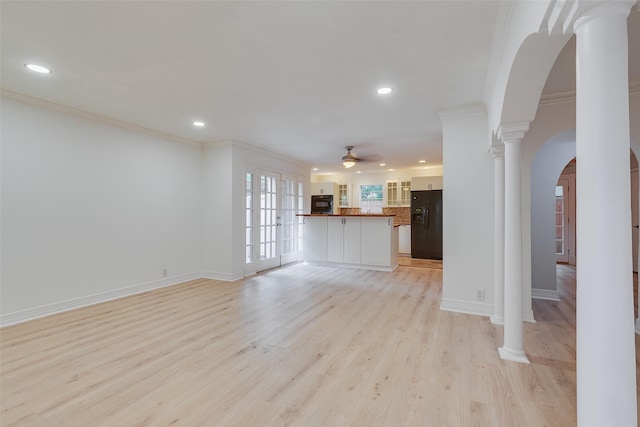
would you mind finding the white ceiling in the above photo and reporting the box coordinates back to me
[1,2,637,175]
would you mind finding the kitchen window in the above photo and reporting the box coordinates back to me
[360,184,383,214]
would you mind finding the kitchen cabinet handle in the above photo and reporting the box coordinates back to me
[425,208,430,230]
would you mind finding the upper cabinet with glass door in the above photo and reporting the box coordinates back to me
[387,180,412,206]
[338,184,350,207]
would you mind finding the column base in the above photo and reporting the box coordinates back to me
[499,346,530,364]
[490,315,504,325]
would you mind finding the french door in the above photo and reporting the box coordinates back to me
[555,177,576,265]
[245,170,303,272]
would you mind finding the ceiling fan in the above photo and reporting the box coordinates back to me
[342,146,358,168]
[341,146,382,169]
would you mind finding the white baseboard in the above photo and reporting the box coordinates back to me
[0,272,203,327]
[531,288,561,301]
[440,298,536,323]
[304,260,398,272]
[440,298,493,317]
[201,270,244,281]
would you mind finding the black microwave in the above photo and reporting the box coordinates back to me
[311,195,333,214]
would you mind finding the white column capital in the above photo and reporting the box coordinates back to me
[497,122,529,144]
[545,0,635,35]
[490,142,505,159]
[573,1,634,33]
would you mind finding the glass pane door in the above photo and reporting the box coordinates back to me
[556,179,569,263]
[256,172,280,271]
[281,178,302,265]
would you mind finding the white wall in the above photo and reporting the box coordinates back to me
[523,90,640,302]
[530,131,576,295]
[1,97,204,324]
[439,105,494,316]
[521,99,576,305]
[202,143,236,280]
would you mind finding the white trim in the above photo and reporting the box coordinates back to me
[0,89,202,147]
[532,288,561,301]
[490,315,504,325]
[499,346,530,364]
[539,81,640,106]
[201,270,245,282]
[440,298,493,317]
[0,272,202,327]
[304,260,398,272]
[438,103,486,121]
[207,140,312,170]
[441,298,536,322]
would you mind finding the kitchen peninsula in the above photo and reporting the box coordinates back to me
[297,214,399,271]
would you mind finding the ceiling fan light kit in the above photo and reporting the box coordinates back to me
[342,146,358,168]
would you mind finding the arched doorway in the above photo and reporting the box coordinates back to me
[529,134,640,309]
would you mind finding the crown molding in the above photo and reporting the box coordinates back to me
[483,1,515,105]
[1,89,203,148]
[438,103,486,121]
[539,80,640,106]
[497,121,529,143]
[204,139,312,169]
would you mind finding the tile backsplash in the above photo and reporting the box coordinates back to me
[383,207,410,225]
[337,207,410,225]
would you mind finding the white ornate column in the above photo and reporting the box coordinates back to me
[490,142,505,325]
[574,2,637,426]
[498,122,529,364]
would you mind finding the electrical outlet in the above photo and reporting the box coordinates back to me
[162,269,167,278]
[476,290,485,301]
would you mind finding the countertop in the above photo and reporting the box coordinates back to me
[296,214,395,217]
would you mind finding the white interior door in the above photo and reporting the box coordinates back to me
[631,169,638,273]
[255,172,281,272]
[555,179,570,263]
[280,178,303,265]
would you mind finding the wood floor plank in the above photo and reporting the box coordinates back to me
[2,263,636,426]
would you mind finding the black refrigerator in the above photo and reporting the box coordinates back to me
[410,190,443,260]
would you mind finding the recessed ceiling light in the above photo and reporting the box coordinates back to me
[312,167,319,171]
[419,160,426,163]
[379,163,386,167]
[388,169,394,172]
[377,87,392,95]
[25,63,51,74]
[356,171,362,174]
[192,121,205,127]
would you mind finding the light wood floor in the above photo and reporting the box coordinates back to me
[397,256,442,269]
[1,263,638,426]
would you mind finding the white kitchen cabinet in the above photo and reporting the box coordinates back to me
[327,216,361,263]
[303,216,327,262]
[310,182,338,196]
[398,224,411,254]
[343,217,362,264]
[327,217,344,262]
[298,215,397,271]
[361,217,398,267]
[411,176,443,191]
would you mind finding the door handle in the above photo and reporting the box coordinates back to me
[425,208,430,230]
[634,225,639,229]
